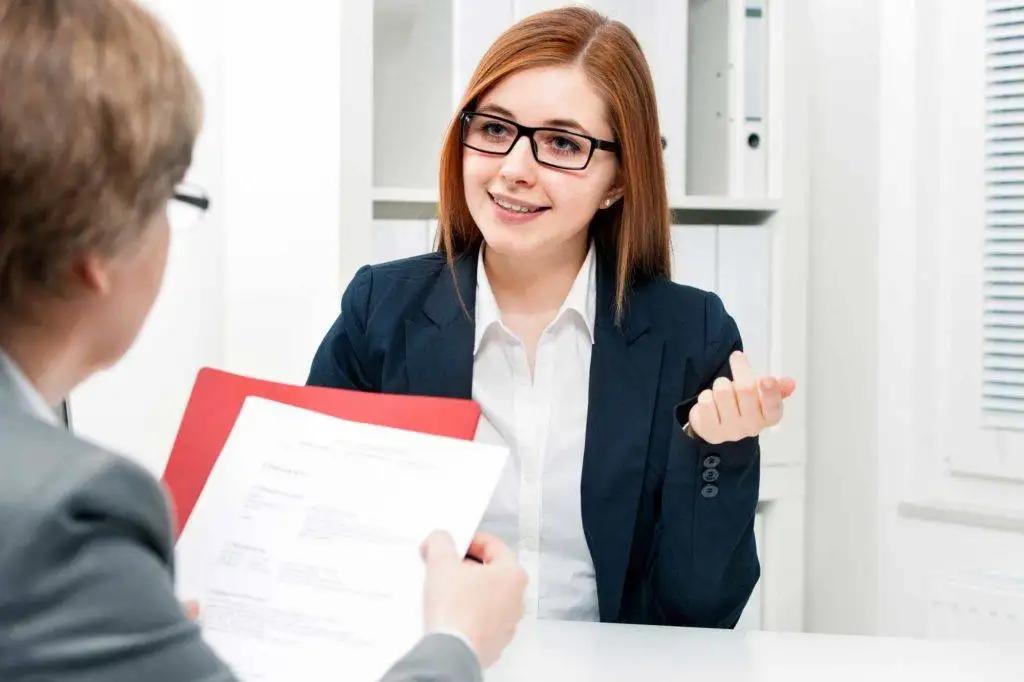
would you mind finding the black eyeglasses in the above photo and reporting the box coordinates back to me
[460,111,621,171]
[173,185,210,211]
[169,182,211,231]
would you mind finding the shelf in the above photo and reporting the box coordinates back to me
[372,187,440,219]
[372,187,781,224]
[667,195,781,226]
[669,195,781,212]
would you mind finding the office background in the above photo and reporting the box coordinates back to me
[67,0,1024,642]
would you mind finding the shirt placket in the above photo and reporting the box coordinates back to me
[515,331,557,618]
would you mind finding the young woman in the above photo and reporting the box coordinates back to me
[308,6,796,628]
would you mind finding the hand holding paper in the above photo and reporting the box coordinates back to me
[421,531,527,668]
[173,396,510,682]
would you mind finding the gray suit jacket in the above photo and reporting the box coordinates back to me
[0,362,482,682]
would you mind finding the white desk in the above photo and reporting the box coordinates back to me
[486,620,1024,681]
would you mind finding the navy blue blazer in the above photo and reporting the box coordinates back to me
[306,246,760,628]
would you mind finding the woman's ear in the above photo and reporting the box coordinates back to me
[72,252,112,296]
[602,167,626,208]
[601,185,625,209]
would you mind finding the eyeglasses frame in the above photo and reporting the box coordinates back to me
[460,110,622,171]
[459,110,668,171]
[172,185,210,211]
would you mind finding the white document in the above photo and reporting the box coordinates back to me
[174,397,509,682]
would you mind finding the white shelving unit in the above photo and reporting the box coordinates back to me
[340,0,809,633]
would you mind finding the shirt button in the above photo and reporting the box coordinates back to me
[703,454,721,469]
[701,484,719,499]
[702,468,720,483]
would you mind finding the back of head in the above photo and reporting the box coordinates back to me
[0,0,202,320]
[437,6,671,315]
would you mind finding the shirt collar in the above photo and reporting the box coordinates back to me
[473,242,597,354]
[0,347,58,425]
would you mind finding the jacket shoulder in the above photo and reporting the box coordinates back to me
[350,252,448,314]
[635,277,734,342]
[0,410,172,573]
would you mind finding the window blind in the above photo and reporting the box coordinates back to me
[984,1,1024,428]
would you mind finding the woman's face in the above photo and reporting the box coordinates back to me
[462,64,622,265]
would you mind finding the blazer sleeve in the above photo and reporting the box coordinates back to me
[0,443,485,682]
[379,634,483,682]
[307,263,377,391]
[0,453,237,682]
[649,293,761,628]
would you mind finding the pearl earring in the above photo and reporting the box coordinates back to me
[605,198,612,207]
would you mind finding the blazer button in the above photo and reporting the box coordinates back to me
[703,454,721,469]
[702,468,720,483]
[701,484,719,499]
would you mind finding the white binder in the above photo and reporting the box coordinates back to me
[687,0,770,197]
[716,226,772,374]
[670,225,718,292]
[372,220,435,264]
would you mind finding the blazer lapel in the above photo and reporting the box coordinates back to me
[404,249,478,399]
[582,259,664,622]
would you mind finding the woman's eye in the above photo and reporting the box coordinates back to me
[549,135,583,155]
[482,123,510,137]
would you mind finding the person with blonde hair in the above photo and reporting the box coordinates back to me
[0,1,525,680]
[309,6,796,628]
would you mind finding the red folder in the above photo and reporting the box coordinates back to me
[161,367,481,537]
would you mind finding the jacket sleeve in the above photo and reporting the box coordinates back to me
[307,264,377,391]
[648,292,761,628]
[0,449,483,682]
[0,454,238,682]
[379,634,483,682]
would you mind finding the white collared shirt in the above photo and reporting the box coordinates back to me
[472,243,600,621]
[0,348,58,425]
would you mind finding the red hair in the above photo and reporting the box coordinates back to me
[436,6,671,320]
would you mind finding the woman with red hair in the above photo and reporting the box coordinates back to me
[309,6,796,629]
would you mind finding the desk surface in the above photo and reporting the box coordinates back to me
[486,620,1024,681]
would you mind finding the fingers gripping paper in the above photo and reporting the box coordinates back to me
[162,370,505,681]
[173,397,508,682]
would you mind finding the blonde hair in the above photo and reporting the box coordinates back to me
[0,0,203,315]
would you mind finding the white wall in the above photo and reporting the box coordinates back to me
[806,0,1024,639]
[220,1,350,382]
[70,0,358,476]
[69,0,226,474]
[804,0,882,635]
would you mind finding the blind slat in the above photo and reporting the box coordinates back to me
[987,26,1024,43]
[984,368,1024,385]
[984,310,1024,326]
[985,241,1024,255]
[984,326,1024,342]
[986,296,1024,312]
[990,1,1024,16]
[983,383,1024,400]
[981,397,1024,413]
[987,80,1024,99]
[985,354,1024,371]
[987,138,1024,156]
[984,283,1024,297]
[985,270,1024,284]
[986,111,1024,127]
[985,254,1024,268]
[984,197,1024,211]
